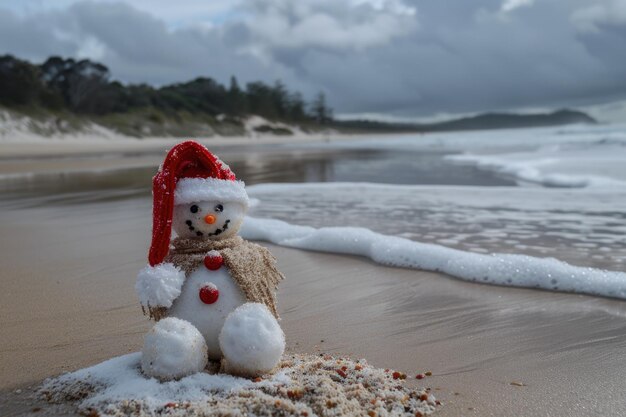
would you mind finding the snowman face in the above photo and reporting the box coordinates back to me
[172,200,247,240]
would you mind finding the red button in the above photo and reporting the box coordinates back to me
[199,285,219,304]
[204,253,223,270]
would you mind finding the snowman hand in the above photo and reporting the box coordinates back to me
[135,263,186,311]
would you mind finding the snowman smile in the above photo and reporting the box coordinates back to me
[186,219,231,237]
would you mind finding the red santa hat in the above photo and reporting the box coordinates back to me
[148,140,248,266]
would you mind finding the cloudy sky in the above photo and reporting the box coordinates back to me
[1,0,625,120]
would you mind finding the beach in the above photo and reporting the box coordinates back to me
[2,223,626,415]
[2,126,626,416]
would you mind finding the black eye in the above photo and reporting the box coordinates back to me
[214,204,224,213]
[190,205,199,213]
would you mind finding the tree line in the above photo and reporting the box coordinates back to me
[0,55,333,124]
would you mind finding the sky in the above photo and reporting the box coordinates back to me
[1,0,625,121]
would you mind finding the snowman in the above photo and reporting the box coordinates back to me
[135,141,285,381]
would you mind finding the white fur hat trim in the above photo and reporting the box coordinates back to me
[174,177,249,206]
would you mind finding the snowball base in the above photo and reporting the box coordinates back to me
[219,303,285,377]
[141,317,208,381]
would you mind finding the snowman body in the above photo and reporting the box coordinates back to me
[167,264,246,359]
[137,141,284,381]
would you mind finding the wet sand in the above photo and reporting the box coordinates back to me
[0,134,341,158]
[0,133,375,176]
[1,195,626,416]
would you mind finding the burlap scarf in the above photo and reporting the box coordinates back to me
[158,236,283,320]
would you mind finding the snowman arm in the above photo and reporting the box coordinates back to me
[135,263,186,309]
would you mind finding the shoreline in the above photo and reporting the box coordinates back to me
[0,128,419,160]
[0,133,336,158]
[0,132,378,177]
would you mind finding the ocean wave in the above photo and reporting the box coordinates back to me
[241,216,626,301]
[246,182,626,271]
[445,153,626,188]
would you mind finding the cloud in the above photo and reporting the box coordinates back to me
[236,0,417,59]
[75,36,107,61]
[0,2,304,90]
[500,0,536,13]
[571,0,626,32]
[0,0,625,117]
[1,0,235,29]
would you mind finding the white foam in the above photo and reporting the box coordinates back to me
[431,125,626,189]
[313,122,626,189]
[446,152,626,188]
[241,217,626,300]
[245,182,626,267]
[318,123,626,153]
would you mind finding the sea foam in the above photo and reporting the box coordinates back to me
[241,217,626,300]
[446,153,626,188]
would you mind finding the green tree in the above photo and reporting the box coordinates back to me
[311,92,333,124]
[287,92,307,122]
[270,80,289,119]
[226,76,247,116]
[0,55,53,106]
[40,57,111,113]
[0,54,331,126]
[246,81,276,119]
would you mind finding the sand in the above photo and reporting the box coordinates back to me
[0,132,369,161]
[1,141,626,416]
[40,353,437,416]
[0,136,312,177]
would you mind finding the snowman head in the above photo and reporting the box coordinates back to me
[148,141,249,266]
[171,166,249,241]
[172,200,247,240]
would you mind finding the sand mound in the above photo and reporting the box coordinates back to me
[40,352,438,416]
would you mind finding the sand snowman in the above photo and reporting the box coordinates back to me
[135,141,285,380]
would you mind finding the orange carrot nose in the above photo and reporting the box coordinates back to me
[204,214,216,224]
